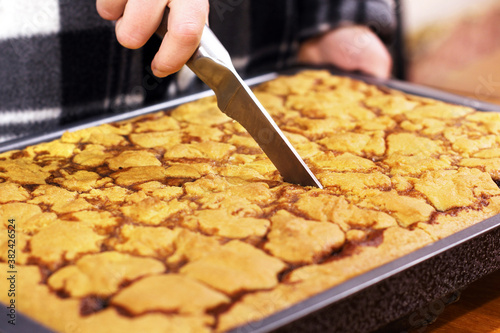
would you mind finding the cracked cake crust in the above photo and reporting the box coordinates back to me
[1,70,500,332]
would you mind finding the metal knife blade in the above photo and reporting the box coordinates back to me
[159,25,322,188]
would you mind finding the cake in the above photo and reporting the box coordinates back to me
[1,70,500,332]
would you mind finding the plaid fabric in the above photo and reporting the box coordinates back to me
[209,0,395,76]
[0,0,394,143]
[0,0,147,143]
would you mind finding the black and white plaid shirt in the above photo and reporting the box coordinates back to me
[0,0,394,143]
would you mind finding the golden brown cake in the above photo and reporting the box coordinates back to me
[1,70,500,332]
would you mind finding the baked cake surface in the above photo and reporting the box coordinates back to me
[1,70,500,332]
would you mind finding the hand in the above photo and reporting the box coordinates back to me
[96,0,209,77]
[298,25,392,79]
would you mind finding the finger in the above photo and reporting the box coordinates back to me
[359,43,392,79]
[351,28,392,78]
[115,0,169,49]
[151,0,209,77]
[298,26,392,79]
[96,0,128,21]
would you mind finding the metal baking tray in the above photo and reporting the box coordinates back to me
[1,67,500,333]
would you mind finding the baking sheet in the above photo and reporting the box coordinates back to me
[1,68,500,333]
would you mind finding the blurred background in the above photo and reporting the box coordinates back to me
[398,0,500,104]
[397,3,500,331]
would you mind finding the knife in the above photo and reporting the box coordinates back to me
[157,24,322,188]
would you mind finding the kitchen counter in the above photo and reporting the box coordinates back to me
[426,269,500,333]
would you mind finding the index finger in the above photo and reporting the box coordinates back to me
[151,0,209,77]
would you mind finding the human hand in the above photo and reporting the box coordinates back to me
[96,0,209,77]
[298,25,392,79]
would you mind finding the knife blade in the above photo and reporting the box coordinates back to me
[158,24,322,188]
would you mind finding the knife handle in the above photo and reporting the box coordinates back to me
[155,10,235,75]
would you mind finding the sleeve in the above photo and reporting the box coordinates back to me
[297,0,396,43]
[0,0,149,143]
